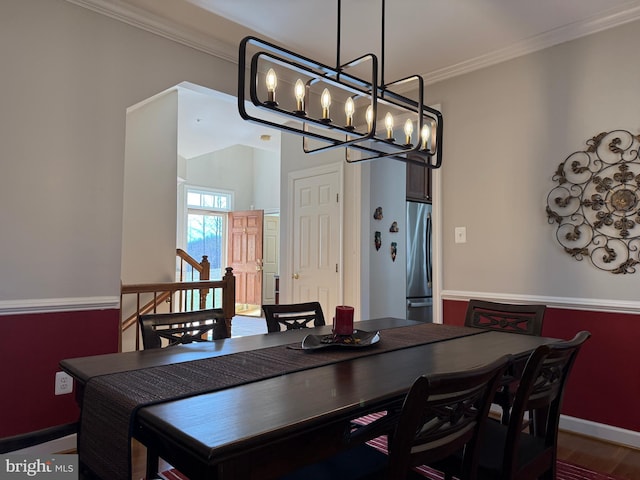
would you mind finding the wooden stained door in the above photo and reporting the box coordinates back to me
[228,210,264,309]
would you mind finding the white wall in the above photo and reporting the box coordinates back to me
[187,146,254,210]
[186,145,279,212]
[425,19,640,302]
[122,90,179,284]
[253,148,281,212]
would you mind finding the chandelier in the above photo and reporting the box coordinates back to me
[237,0,443,169]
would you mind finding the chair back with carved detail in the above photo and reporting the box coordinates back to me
[139,308,227,349]
[262,302,325,333]
[475,331,591,480]
[464,299,547,425]
[278,355,511,480]
[387,355,511,479]
[464,299,546,335]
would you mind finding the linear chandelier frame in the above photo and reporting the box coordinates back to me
[237,0,443,169]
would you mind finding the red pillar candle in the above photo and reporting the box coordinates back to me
[334,305,354,335]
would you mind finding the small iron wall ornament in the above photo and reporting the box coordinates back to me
[546,129,640,274]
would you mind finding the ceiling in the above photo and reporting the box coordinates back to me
[176,85,282,159]
[74,0,640,157]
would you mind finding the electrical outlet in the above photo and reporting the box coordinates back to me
[55,371,74,395]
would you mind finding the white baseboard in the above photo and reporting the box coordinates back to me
[560,415,640,449]
[489,405,639,449]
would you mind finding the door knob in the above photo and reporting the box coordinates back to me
[292,273,299,279]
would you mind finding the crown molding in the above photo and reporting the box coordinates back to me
[421,3,640,85]
[65,0,238,64]
[67,1,640,86]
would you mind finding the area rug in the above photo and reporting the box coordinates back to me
[158,456,624,480]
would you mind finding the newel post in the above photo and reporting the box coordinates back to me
[223,267,235,338]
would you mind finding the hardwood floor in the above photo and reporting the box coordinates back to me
[557,430,640,479]
[130,431,640,480]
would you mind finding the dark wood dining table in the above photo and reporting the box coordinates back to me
[60,318,558,480]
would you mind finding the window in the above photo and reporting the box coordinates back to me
[184,187,233,281]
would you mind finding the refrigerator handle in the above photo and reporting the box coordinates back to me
[426,212,432,288]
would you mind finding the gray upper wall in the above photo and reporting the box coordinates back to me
[2,0,639,307]
[425,20,640,303]
[0,0,235,300]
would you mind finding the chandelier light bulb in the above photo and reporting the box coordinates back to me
[321,88,332,122]
[344,97,355,128]
[404,119,414,145]
[385,112,394,140]
[265,68,277,105]
[421,123,431,150]
[294,79,305,114]
[366,105,374,133]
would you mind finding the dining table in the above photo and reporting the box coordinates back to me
[60,317,559,480]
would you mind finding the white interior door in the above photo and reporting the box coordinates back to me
[291,167,341,318]
[262,214,280,305]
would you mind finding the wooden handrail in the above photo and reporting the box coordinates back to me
[120,280,228,295]
[176,248,210,280]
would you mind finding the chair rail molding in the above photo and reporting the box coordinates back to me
[441,289,640,315]
[0,296,120,316]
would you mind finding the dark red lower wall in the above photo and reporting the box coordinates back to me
[0,309,120,438]
[443,299,640,433]
[3,303,636,439]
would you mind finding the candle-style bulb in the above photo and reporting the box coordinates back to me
[294,79,305,114]
[321,88,331,122]
[385,112,394,141]
[265,68,277,106]
[404,119,414,145]
[421,123,430,150]
[366,105,374,133]
[344,97,355,128]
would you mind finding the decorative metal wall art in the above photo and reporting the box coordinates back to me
[546,130,640,274]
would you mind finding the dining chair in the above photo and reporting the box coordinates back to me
[138,308,227,349]
[279,355,512,480]
[465,299,547,425]
[262,302,325,333]
[465,330,591,480]
[464,299,546,335]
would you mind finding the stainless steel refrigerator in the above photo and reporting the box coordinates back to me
[406,201,433,322]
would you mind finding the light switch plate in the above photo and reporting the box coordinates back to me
[455,227,467,244]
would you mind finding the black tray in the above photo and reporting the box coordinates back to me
[301,329,380,350]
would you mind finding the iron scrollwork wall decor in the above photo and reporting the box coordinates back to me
[546,130,640,274]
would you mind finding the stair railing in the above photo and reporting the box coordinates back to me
[120,266,235,351]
